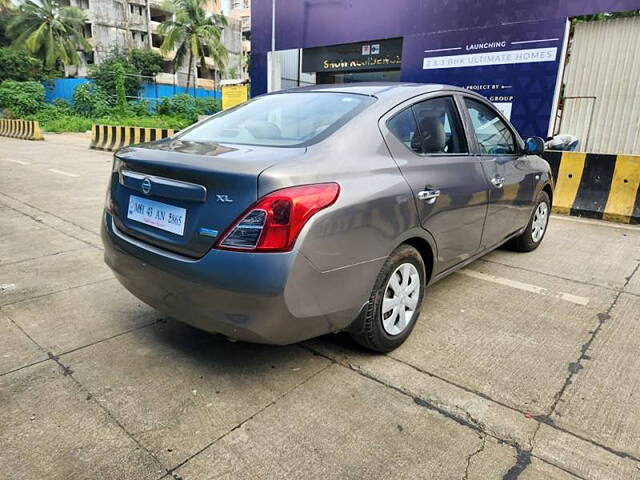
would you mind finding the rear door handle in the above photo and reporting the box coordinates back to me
[491,176,504,188]
[417,189,440,204]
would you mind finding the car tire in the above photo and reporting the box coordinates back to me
[349,244,425,353]
[507,191,551,252]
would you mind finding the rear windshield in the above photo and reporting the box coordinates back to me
[177,92,375,147]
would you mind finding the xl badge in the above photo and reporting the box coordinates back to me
[216,194,233,203]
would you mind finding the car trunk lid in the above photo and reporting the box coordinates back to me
[110,139,305,258]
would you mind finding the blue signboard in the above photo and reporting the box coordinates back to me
[401,19,568,138]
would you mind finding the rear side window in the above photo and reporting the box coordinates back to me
[464,98,517,154]
[177,92,375,147]
[386,96,467,155]
[386,108,418,152]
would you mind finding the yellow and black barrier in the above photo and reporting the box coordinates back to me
[90,124,176,152]
[0,119,43,141]
[542,151,640,224]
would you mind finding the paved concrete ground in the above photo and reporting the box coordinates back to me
[1,133,639,479]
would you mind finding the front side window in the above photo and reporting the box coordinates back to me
[386,96,467,155]
[178,92,374,147]
[464,98,517,155]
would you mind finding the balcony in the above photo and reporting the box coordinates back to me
[150,20,161,33]
[204,56,217,69]
[196,78,215,90]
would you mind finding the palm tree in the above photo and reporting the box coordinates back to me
[0,0,12,13]
[158,0,229,89]
[7,0,90,69]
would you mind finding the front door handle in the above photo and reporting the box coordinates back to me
[418,189,440,204]
[491,176,504,188]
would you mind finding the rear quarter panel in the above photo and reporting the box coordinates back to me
[257,113,422,273]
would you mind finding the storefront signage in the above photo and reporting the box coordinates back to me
[302,38,402,73]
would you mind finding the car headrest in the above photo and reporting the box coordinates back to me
[245,120,282,139]
[417,116,446,153]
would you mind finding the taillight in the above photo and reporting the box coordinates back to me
[216,183,340,252]
[105,182,115,214]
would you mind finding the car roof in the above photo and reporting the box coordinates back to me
[272,82,474,103]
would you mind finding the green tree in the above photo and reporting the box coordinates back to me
[127,47,164,78]
[0,47,43,82]
[7,0,90,69]
[572,10,640,25]
[157,0,229,89]
[0,5,14,47]
[113,62,127,113]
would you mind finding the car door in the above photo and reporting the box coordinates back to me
[461,96,536,249]
[380,94,490,274]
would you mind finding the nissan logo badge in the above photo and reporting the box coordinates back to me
[141,178,152,195]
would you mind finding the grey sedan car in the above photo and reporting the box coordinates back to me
[102,83,553,352]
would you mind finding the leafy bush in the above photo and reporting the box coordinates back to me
[167,93,199,117]
[93,115,193,129]
[155,94,220,120]
[51,98,73,114]
[33,114,94,133]
[129,99,152,116]
[0,47,43,82]
[90,47,163,102]
[196,97,221,115]
[0,80,45,117]
[72,82,111,117]
[154,97,173,116]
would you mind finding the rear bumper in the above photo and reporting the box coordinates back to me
[101,212,379,344]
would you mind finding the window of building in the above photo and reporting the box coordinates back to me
[387,96,467,155]
[464,98,516,155]
[243,0,250,8]
[83,23,92,39]
[77,0,89,9]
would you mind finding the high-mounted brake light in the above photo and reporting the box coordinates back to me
[216,183,340,252]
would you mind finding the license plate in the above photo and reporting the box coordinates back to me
[127,195,186,236]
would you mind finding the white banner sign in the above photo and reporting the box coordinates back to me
[423,47,557,70]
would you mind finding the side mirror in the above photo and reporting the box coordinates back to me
[524,136,545,155]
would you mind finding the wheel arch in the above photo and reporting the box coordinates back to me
[402,236,434,285]
[542,182,553,206]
